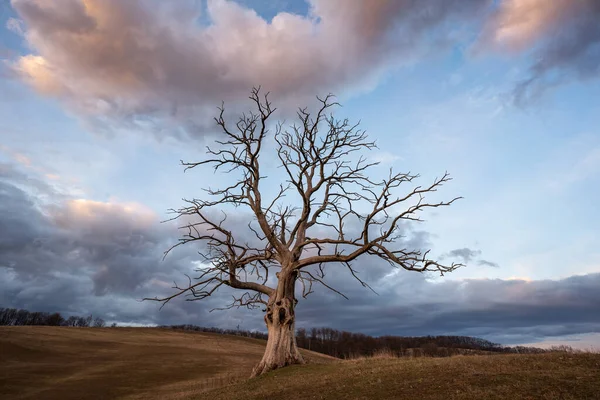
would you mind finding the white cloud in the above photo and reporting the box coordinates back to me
[5,17,24,35]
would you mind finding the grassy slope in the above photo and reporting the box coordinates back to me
[2,327,599,400]
[0,327,334,400]
[208,353,600,400]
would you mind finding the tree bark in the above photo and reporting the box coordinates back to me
[251,271,304,377]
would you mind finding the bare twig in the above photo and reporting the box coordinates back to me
[145,87,461,311]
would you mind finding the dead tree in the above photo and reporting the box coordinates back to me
[145,88,462,377]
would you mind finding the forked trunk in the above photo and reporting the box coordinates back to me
[251,271,304,377]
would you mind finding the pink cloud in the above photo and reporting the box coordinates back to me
[11,0,597,127]
[479,0,600,105]
[10,0,486,136]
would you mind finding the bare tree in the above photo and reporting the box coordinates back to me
[146,88,462,377]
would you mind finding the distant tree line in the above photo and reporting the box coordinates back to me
[294,327,548,358]
[0,307,106,328]
[162,324,549,358]
[0,307,551,357]
[162,324,269,340]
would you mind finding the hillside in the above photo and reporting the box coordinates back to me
[0,327,334,400]
[2,327,598,400]
[208,353,600,400]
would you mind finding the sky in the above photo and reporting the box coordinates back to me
[0,0,599,349]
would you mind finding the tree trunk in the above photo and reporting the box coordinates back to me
[251,271,304,377]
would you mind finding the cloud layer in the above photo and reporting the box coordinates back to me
[2,0,600,346]
[9,0,489,136]
[8,0,599,128]
[1,162,598,344]
[0,162,194,321]
[8,0,600,126]
[298,269,600,344]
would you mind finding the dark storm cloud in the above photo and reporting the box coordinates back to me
[0,163,201,320]
[296,269,600,344]
[0,163,299,327]
[1,164,599,344]
[1,179,165,290]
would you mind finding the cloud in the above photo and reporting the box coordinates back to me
[7,0,599,122]
[9,0,488,137]
[444,247,482,263]
[0,161,301,326]
[480,0,600,105]
[5,17,24,35]
[0,162,193,302]
[1,163,598,344]
[370,151,402,165]
[478,259,499,268]
[442,247,500,268]
[297,270,600,344]
[0,160,48,192]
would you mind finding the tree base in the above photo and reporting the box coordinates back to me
[251,303,304,377]
[251,287,304,377]
[251,354,305,377]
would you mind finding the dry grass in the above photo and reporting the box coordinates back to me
[346,347,398,361]
[3,327,599,400]
[207,352,600,400]
[0,326,334,400]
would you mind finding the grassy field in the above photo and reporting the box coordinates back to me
[0,326,333,400]
[208,352,600,400]
[1,327,599,400]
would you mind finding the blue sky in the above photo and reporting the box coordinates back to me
[1,0,599,348]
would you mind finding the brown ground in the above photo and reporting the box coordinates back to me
[0,326,334,400]
[207,352,600,400]
[2,327,599,400]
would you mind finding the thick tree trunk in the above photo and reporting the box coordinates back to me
[251,271,304,377]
